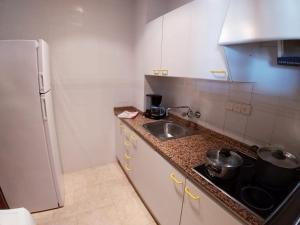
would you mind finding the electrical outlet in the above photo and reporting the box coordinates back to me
[240,104,252,115]
[153,70,160,75]
[226,101,234,111]
[162,70,168,76]
[233,103,241,113]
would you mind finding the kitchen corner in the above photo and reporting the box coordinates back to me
[1,0,299,225]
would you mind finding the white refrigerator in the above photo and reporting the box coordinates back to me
[0,39,64,212]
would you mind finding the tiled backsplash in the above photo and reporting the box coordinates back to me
[145,76,300,155]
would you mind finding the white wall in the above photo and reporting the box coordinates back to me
[0,0,135,172]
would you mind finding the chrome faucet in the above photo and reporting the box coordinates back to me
[166,106,201,118]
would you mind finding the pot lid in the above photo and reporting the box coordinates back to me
[258,147,300,169]
[206,148,243,168]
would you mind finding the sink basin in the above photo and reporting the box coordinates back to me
[143,121,194,141]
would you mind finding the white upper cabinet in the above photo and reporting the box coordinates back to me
[219,0,300,45]
[143,16,163,75]
[161,3,193,77]
[162,0,230,80]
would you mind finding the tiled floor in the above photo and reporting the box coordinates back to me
[32,163,157,225]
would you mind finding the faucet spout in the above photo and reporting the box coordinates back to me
[166,106,192,117]
[166,106,201,119]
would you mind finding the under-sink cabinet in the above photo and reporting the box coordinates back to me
[115,119,243,225]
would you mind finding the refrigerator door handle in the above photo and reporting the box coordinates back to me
[41,98,48,121]
[39,72,44,92]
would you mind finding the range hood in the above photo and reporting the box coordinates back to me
[219,0,300,45]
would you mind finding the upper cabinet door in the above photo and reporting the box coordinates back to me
[219,0,300,45]
[162,0,230,80]
[161,3,193,77]
[143,16,163,75]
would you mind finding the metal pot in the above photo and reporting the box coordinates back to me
[205,148,244,179]
[256,147,300,187]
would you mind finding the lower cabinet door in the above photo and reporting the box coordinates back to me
[131,137,185,225]
[115,119,124,167]
[181,179,243,225]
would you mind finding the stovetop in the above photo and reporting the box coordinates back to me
[193,151,298,219]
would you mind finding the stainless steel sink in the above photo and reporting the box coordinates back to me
[143,121,194,141]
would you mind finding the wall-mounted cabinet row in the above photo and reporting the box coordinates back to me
[143,0,230,80]
[115,119,243,225]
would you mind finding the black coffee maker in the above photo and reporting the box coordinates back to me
[145,94,166,119]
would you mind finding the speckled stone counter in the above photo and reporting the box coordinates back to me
[114,106,264,225]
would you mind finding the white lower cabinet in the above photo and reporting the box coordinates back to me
[115,119,124,167]
[131,136,185,225]
[115,118,243,225]
[115,119,137,178]
[180,179,243,225]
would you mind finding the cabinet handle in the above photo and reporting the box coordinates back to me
[170,173,183,184]
[123,139,131,148]
[210,70,226,74]
[185,187,200,200]
[125,164,132,171]
[130,134,137,141]
[124,153,131,159]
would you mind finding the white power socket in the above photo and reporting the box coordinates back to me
[233,104,241,113]
[226,101,252,116]
[240,104,252,115]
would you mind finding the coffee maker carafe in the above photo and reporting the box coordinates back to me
[145,94,166,119]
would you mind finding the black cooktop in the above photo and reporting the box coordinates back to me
[193,151,298,219]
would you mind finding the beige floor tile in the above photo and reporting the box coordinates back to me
[76,205,122,225]
[114,196,156,225]
[52,217,77,225]
[32,162,157,225]
[32,210,54,224]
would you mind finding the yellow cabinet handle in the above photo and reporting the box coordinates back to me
[210,70,226,74]
[123,140,131,148]
[185,187,200,200]
[130,134,137,143]
[125,164,132,171]
[124,153,131,159]
[170,173,183,184]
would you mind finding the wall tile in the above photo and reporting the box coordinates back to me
[224,111,248,135]
[205,99,227,129]
[245,109,276,144]
[270,116,300,154]
[145,75,300,155]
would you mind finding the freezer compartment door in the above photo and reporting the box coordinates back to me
[0,40,58,212]
[41,92,64,206]
[37,39,51,93]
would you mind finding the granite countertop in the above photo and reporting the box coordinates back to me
[114,106,264,225]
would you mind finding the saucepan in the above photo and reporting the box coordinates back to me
[255,146,300,187]
[205,148,244,180]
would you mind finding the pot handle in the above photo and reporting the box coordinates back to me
[294,167,300,180]
[206,164,222,174]
[250,145,259,152]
